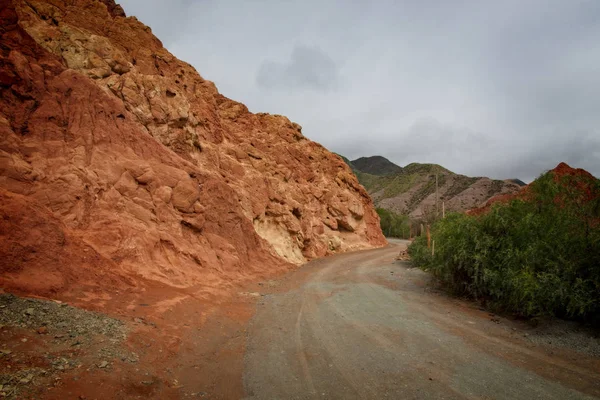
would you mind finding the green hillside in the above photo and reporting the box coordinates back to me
[341,155,522,218]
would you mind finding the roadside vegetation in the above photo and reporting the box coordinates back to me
[409,168,600,325]
[376,208,412,239]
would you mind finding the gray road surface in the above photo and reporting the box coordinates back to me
[243,242,600,400]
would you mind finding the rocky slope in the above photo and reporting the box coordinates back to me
[469,162,599,216]
[0,0,386,299]
[343,156,522,220]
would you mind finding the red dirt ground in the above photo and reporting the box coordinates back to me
[1,279,263,399]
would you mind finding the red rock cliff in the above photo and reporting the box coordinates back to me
[0,0,386,297]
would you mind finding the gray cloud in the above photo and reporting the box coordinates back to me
[119,0,600,182]
[329,118,600,182]
[256,45,340,91]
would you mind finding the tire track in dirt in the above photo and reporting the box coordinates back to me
[243,242,600,400]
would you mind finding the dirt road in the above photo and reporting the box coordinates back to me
[243,241,600,399]
[3,241,598,399]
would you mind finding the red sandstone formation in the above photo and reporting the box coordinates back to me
[0,0,386,298]
[552,162,598,184]
[467,162,598,216]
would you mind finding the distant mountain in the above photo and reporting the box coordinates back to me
[336,154,357,171]
[346,156,522,220]
[508,178,527,187]
[351,156,403,176]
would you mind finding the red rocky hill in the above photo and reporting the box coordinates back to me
[0,0,386,299]
[468,162,599,216]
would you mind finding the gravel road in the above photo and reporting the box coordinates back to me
[243,241,600,400]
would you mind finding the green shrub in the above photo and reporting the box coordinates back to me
[376,208,411,238]
[408,169,600,324]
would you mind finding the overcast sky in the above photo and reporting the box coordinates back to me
[119,0,599,182]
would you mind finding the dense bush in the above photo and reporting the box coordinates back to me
[376,208,411,238]
[409,169,600,324]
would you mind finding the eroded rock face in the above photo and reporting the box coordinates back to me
[0,0,385,297]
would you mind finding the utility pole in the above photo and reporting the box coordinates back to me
[435,167,439,219]
[427,225,431,249]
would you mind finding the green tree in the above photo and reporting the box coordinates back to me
[408,169,600,324]
[376,208,411,238]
